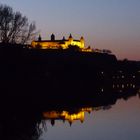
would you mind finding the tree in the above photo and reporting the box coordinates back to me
[67,45,81,52]
[102,49,112,54]
[0,4,36,44]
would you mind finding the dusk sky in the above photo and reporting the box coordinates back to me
[0,0,140,60]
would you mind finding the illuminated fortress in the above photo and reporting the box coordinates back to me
[31,34,85,50]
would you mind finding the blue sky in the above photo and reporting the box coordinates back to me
[0,0,140,60]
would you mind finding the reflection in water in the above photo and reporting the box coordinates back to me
[43,107,98,126]
[42,83,138,127]
[43,110,85,126]
[43,106,112,126]
[0,76,139,140]
[112,83,136,93]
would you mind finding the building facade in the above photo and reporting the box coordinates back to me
[31,34,85,49]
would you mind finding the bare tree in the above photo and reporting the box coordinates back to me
[0,4,36,44]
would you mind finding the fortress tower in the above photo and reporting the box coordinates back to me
[80,36,84,49]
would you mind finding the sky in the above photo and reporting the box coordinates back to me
[0,0,140,60]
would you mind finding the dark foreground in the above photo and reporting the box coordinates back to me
[0,44,139,140]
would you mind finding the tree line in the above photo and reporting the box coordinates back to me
[0,4,36,44]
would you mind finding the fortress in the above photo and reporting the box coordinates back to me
[31,34,85,50]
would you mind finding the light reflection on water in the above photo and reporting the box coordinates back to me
[0,78,139,140]
[41,95,140,140]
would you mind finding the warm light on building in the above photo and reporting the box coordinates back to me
[31,33,113,53]
[43,107,95,125]
[42,107,100,126]
[43,110,85,125]
[31,34,85,50]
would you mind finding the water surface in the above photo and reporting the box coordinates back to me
[41,94,140,140]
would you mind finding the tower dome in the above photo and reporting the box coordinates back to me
[38,34,42,41]
[69,34,73,39]
[51,33,55,41]
[68,34,73,44]
[80,36,84,40]
[62,36,66,41]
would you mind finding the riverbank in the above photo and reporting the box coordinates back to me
[0,43,139,98]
